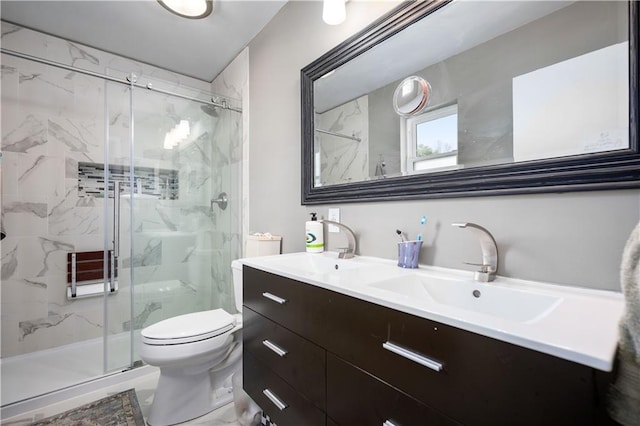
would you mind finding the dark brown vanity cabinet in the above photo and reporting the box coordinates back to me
[327,354,461,426]
[242,266,614,426]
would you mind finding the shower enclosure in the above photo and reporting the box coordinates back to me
[0,22,241,409]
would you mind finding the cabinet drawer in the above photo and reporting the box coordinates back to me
[323,289,602,425]
[243,266,329,345]
[243,352,325,426]
[243,306,326,410]
[327,353,460,426]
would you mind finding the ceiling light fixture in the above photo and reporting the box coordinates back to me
[323,0,346,26]
[157,0,213,19]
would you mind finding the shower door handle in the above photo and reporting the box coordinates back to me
[111,181,121,293]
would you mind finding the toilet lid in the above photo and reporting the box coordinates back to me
[141,309,235,345]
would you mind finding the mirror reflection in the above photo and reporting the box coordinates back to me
[312,1,629,188]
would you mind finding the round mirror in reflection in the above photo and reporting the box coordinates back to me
[393,76,431,116]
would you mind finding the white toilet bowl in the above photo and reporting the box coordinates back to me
[140,310,242,426]
[139,260,255,426]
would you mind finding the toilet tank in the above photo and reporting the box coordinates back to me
[231,260,243,313]
[232,235,281,313]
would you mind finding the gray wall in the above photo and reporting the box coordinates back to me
[368,83,400,177]
[248,1,640,292]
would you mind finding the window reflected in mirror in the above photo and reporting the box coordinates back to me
[404,104,459,174]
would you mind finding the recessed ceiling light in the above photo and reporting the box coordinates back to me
[157,0,213,19]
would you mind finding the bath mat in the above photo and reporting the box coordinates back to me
[33,389,145,426]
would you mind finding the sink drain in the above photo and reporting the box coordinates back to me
[472,289,481,298]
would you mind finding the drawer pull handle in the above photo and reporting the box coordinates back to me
[262,292,287,304]
[263,339,288,357]
[263,388,288,411]
[383,421,399,426]
[383,341,443,372]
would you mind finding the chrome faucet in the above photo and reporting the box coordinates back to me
[320,220,357,259]
[452,222,498,282]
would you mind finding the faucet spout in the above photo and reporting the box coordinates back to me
[320,220,357,259]
[452,222,498,282]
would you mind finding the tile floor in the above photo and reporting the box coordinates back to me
[2,368,243,425]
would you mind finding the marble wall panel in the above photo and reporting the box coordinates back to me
[1,151,20,198]
[48,116,103,164]
[1,278,48,324]
[48,185,103,236]
[17,153,65,199]
[2,197,48,237]
[1,238,19,281]
[1,111,49,156]
[315,95,369,186]
[16,236,74,280]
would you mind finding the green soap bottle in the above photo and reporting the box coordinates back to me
[305,212,324,253]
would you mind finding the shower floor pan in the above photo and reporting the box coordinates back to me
[1,331,141,408]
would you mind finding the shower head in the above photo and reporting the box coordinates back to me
[200,104,218,117]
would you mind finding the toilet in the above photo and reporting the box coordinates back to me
[139,260,255,426]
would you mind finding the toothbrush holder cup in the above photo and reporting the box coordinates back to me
[397,240,423,268]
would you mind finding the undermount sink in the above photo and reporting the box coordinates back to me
[370,274,563,323]
[247,252,411,285]
[264,252,365,275]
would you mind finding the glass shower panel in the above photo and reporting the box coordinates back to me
[124,85,233,363]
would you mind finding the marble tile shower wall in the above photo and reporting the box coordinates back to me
[0,21,239,358]
[315,95,369,186]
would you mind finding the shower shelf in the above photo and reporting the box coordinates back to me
[78,162,179,200]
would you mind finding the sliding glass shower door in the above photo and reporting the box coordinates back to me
[104,81,235,370]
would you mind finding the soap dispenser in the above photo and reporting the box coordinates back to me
[305,213,324,253]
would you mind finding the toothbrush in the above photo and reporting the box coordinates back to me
[417,215,427,241]
[396,229,406,242]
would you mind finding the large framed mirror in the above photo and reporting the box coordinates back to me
[301,0,639,204]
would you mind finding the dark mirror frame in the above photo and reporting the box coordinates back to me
[301,0,640,205]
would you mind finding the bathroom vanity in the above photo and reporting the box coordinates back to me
[240,253,623,425]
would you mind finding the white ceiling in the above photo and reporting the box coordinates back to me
[0,0,287,82]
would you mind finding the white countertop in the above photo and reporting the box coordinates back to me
[236,252,624,372]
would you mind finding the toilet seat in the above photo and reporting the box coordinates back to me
[141,309,235,345]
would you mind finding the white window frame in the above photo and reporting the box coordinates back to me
[401,104,459,175]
